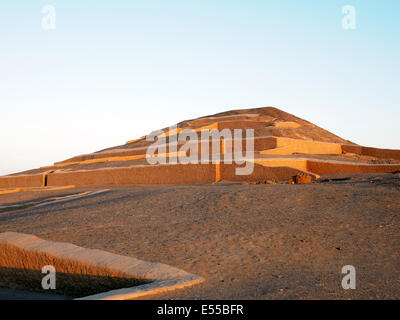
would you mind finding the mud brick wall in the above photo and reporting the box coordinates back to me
[306,160,400,175]
[47,164,217,187]
[0,174,43,188]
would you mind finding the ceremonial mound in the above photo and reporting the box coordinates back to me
[1,106,400,190]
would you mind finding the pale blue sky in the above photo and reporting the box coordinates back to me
[0,1,399,175]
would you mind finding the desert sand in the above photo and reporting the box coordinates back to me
[0,172,399,299]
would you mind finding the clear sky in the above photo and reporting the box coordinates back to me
[0,0,399,175]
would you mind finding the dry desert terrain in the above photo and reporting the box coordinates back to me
[1,172,399,299]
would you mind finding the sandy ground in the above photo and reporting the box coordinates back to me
[0,173,399,299]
